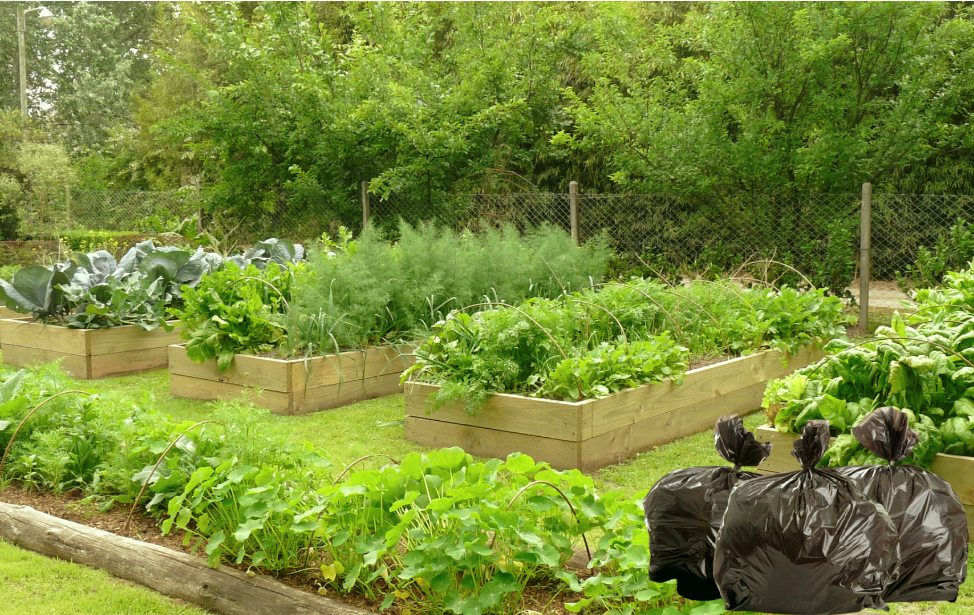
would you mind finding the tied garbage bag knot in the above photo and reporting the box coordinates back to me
[643,415,769,602]
[837,407,967,604]
[850,406,917,465]
[714,420,900,614]
[791,418,830,470]
[713,413,772,470]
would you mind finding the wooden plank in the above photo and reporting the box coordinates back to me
[290,345,413,390]
[404,382,584,441]
[0,319,88,355]
[577,381,768,472]
[0,502,370,615]
[168,345,291,392]
[929,453,974,505]
[1,344,90,378]
[589,345,824,437]
[89,347,169,379]
[0,307,21,320]
[404,415,580,470]
[169,373,292,415]
[292,372,403,414]
[88,322,181,356]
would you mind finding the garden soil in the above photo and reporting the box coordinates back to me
[0,485,589,615]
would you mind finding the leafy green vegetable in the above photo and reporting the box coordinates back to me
[0,264,73,318]
[764,298,974,464]
[408,277,848,413]
[173,262,296,371]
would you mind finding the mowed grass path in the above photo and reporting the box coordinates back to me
[1,363,971,615]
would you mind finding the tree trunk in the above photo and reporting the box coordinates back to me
[0,502,369,615]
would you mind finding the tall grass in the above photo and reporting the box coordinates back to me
[293,221,610,352]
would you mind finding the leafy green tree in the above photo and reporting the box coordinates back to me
[561,2,974,195]
[0,2,155,155]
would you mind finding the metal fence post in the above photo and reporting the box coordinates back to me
[569,181,579,246]
[362,181,371,227]
[859,182,872,336]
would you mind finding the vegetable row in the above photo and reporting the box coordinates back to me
[0,238,302,331]
[0,365,721,615]
[764,266,974,463]
[406,278,850,413]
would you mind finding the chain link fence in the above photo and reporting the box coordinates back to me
[871,193,974,282]
[371,190,863,289]
[19,188,195,237]
[12,183,974,301]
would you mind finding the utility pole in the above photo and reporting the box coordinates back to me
[17,5,28,123]
[16,5,54,137]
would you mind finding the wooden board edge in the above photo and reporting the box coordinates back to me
[0,343,90,379]
[404,415,580,470]
[89,347,170,379]
[169,373,293,415]
[402,382,582,441]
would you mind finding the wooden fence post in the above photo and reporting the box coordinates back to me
[64,184,72,230]
[859,182,872,336]
[194,177,203,235]
[362,181,370,227]
[569,181,579,246]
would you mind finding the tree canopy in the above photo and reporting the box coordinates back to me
[3,1,974,230]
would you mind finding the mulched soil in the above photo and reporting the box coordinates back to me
[0,484,588,615]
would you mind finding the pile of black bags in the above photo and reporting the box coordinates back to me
[643,408,968,614]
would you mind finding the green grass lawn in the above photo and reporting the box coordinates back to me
[0,539,206,615]
[1,363,971,615]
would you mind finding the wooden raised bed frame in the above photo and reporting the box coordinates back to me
[405,344,824,472]
[0,318,181,379]
[169,344,413,415]
[755,425,974,540]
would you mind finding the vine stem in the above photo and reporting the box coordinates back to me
[731,258,816,290]
[488,480,591,561]
[0,390,91,478]
[691,279,756,313]
[123,420,222,532]
[604,282,691,351]
[594,282,728,348]
[569,299,628,347]
[332,454,400,486]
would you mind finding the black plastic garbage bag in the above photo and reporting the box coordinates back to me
[643,414,772,601]
[836,407,968,603]
[714,420,900,614]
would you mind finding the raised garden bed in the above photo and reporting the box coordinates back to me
[754,425,974,540]
[168,344,413,415]
[0,318,181,379]
[405,344,824,471]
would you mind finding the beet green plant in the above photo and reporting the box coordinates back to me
[406,278,850,414]
[172,262,298,370]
